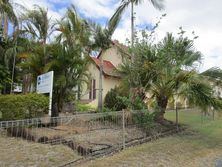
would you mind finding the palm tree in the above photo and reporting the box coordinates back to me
[56,5,91,49]
[89,15,123,112]
[0,0,18,39]
[18,5,53,92]
[22,5,52,44]
[49,43,88,113]
[0,0,23,93]
[120,32,222,122]
[201,67,222,119]
[53,5,91,113]
[110,0,164,60]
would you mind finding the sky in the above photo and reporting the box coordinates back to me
[14,0,222,72]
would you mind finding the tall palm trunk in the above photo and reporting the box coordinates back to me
[3,13,8,39]
[155,96,168,122]
[129,1,135,110]
[131,1,134,60]
[57,89,64,113]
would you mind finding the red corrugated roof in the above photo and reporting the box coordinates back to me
[90,57,121,78]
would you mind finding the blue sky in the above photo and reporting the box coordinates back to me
[14,0,222,72]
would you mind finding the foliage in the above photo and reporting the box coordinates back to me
[0,0,19,39]
[120,31,222,122]
[51,6,91,113]
[0,93,48,120]
[133,110,154,123]
[104,86,128,111]
[104,85,148,111]
[50,43,88,113]
[75,102,96,112]
[21,5,53,44]
[0,61,11,91]
[110,0,164,39]
[201,67,222,88]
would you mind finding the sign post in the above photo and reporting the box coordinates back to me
[36,71,54,116]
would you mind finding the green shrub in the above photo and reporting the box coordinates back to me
[104,87,128,111]
[104,86,148,111]
[133,110,155,125]
[0,93,49,121]
[132,96,148,110]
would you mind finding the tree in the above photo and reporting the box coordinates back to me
[18,5,53,92]
[0,0,18,39]
[0,63,10,91]
[21,5,53,44]
[49,43,88,113]
[110,0,164,60]
[52,5,91,113]
[0,35,17,94]
[89,10,125,112]
[120,32,222,123]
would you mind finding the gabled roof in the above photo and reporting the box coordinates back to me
[90,57,121,78]
[97,40,130,59]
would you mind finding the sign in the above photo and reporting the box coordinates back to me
[36,71,54,116]
[37,71,53,94]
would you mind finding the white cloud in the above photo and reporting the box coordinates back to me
[71,0,119,19]
[113,0,222,71]
[13,0,222,71]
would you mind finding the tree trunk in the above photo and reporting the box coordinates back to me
[155,96,168,122]
[131,1,135,62]
[22,74,32,94]
[3,13,8,39]
[57,88,65,113]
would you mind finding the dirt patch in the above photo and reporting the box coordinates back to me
[5,116,178,157]
[0,135,81,167]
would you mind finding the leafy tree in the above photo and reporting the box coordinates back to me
[120,32,222,122]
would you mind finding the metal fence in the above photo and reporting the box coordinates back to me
[0,110,179,166]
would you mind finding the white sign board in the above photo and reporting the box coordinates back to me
[37,71,53,94]
[36,71,54,116]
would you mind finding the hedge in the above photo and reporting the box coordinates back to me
[0,93,49,121]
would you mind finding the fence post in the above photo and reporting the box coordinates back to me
[122,109,125,149]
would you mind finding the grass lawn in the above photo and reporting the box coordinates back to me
[77,109,222,167]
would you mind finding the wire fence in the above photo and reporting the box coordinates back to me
[0,110,179,166]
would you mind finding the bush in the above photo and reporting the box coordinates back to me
[0,93,49,121]
[133,110,155,125]
[132,96,148,110]
[104,86,148,111]
[104,87,128,111]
